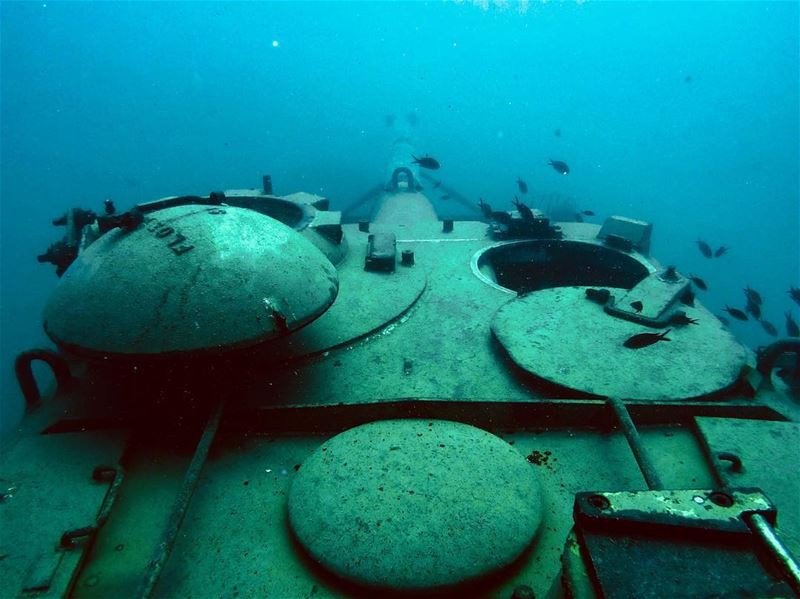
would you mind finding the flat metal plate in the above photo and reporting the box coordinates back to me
[0,431,126,597]
[696,417,800,556]
[491,287,749,401]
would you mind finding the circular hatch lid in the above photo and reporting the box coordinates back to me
[288,419,542,591]
[43,205,339,357]
[491,287,749,401]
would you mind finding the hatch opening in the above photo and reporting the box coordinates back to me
[476,240,649,294]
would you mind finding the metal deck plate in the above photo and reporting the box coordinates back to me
[491,287,749,401]
[260,231,427,359]
[287,419,542,591]
[696,417,800,556]
[0,431,126,597]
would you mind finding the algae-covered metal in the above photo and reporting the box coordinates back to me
[3,154,800,598]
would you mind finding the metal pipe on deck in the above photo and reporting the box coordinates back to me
[136,401,224,599]
[606,396,665,490]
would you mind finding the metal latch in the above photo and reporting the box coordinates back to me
[571,488,797,598]
[365,232,396,272]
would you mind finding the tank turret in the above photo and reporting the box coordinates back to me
[4,160,800,598]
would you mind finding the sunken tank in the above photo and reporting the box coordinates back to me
[3,150,800,598]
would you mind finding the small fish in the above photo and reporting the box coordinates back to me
[714,246,728,258]
[513,196,534,221]
[787,312,800,337]
[580,210,595,216]
[716,315,730,326]
[630,301,643,313]
[745,299,762,320]
[585,288,610,304]
[789,286,800,306]
[744,286,762,306]
[478,198,493,220]
[723,305,748,321]
[688,274,707,291]
[760,320,778,337]
[696,239,712,259]
[684,74,692,83]
[432,180,442,189]
[670,312,699,326]
[680,288,695,307]
[412,154,440,170]
[548,159,570,175]
[554,128,561,137]
[624,329,671,349]
[440,194,451,200]
[517,177,528,194]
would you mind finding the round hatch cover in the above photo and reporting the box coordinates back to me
[288,419,542,591]
[491,287,749,401]
[44,205,339,357]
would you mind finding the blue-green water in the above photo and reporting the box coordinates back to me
[1,1,798,435]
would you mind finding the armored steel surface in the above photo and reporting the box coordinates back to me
[43,205,339,357]
[0,431,127,596]
[696,417,800,555]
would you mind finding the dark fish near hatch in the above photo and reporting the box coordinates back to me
[412,155,440,170]
[585,288,610,304]
[670,312,698,326]
[580,210,595,216]
[696,239,713,259]
[789,287,800,306]
[517,177,528,194]
[513,196,534,221]
[786,312,800,337]
[548,159,569,175]
[760,320,778,337]
[630,301,643,313]
[688,274,707,291]
[440,194,451,200]
[724,306,748,321]
[624,329,671,349]
[714,246,728,258]
[745,299,761,320]
[744,286,762,306]
[478,198,493,220]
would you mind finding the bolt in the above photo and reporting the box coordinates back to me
[511,584,535,599]
[709,491,734,507]
[587,494,611,510]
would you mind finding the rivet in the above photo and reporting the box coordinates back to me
[587,494,610,510]
[709,491,734,507]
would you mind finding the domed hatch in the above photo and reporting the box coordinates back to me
[288,419,542,592]
[43,205,339,357]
